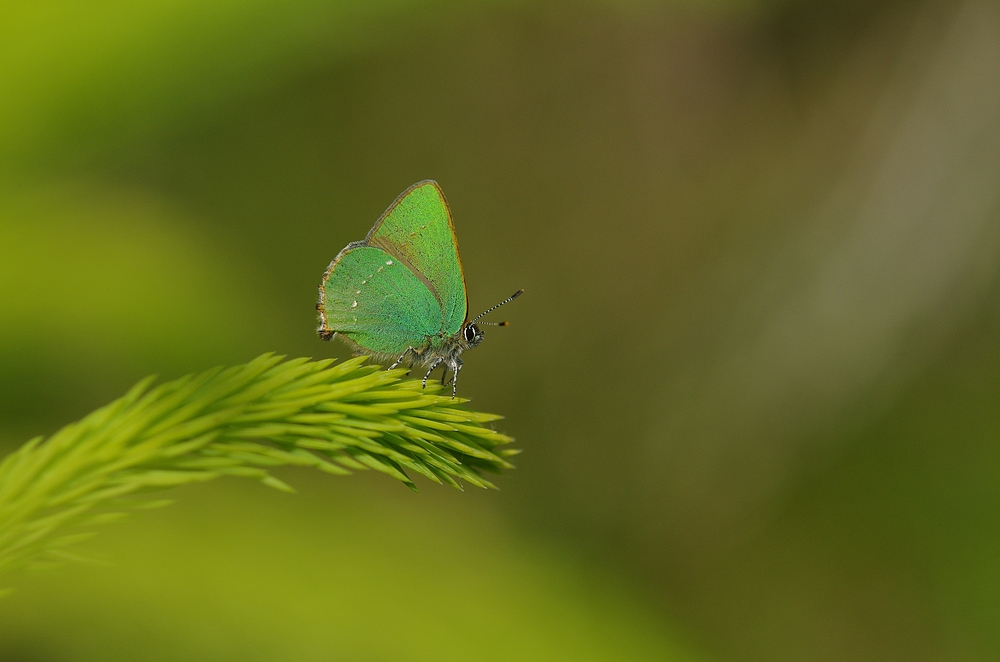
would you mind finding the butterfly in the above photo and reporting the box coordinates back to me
[317,180,522,396]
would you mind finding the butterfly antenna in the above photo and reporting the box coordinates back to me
[470,289,524,324]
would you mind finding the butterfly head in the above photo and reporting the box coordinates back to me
[457,289,523,351]
[461,323,484,349]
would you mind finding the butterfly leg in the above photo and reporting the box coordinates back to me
[449,359,463,398]
[422,359,444,389]
[388,348,413,371]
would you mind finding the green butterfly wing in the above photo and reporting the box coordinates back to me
[365,181,468,335]
[321,245,441,354]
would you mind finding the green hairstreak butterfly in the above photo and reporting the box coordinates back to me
[317,180,522,396]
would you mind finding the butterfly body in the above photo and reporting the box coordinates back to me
[318,181,517,395]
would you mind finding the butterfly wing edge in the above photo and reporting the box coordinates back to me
[365,180,469,326]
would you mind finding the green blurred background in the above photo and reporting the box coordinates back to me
[2,0,1000,659]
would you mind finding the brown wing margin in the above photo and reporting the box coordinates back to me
[364,180,469,324]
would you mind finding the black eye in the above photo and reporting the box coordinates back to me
[464,325,478,342]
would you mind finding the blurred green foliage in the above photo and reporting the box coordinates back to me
[2,0,1000,660]
[0,478,694,661]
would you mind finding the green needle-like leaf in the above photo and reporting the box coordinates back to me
[0,354,516,579]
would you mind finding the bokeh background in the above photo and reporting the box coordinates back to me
[2,0,1000,659]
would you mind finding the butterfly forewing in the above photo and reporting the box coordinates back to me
[322,246,440,354]
[366,181,468,334]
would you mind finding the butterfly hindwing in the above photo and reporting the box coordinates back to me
[365,181,468,335]
[321,245,441,355]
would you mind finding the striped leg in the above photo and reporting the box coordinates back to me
[449,360,463,398]
[388,348,413,371]
[422,359,443,388]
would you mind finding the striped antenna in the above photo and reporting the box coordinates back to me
[470,289,524,324]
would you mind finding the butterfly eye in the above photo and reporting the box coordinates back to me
[464,325,479,343]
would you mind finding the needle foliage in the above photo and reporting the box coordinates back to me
[0,354,517,578]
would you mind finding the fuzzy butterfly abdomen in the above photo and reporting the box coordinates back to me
[321,245,441,355]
